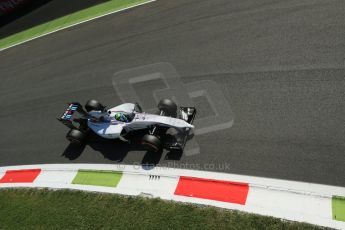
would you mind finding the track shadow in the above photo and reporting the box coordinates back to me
[0,0,53,29]
[61,131,165,166]
[0,0,109,38]
[61,143,85,160]
[141,149,163,167]
[165,150,183,161]
[88,138,132,162]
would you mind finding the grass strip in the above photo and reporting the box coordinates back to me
[0,188,323,230]
[72,170,122,187]
[0,0,150,50]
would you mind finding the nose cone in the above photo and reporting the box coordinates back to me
[188,124,195,129]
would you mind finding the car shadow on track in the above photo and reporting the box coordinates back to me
[61,132,166,166]
[62,144,86,160]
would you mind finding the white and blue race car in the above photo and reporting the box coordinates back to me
[58,99,196,152]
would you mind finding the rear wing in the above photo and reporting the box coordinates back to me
[57,103,87,129]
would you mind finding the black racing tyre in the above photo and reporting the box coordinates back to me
[158,99,177,117]
[141,134,162,153]
[85,99,103,112]
[66,129,86,144]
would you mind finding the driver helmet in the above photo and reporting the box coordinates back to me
[115,113,126,122]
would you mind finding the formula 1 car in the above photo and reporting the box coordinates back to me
[58,99,196,152]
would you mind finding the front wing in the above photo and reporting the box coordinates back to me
[164,107,196,151]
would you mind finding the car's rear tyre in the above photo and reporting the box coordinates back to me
[158,99,177,117]
[85,99,103,112]
[141,134,161,153]
[66,129,86,144]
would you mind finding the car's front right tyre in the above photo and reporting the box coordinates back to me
[158,99,177,117]
[141,134,162,153]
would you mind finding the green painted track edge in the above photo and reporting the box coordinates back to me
[0,0,152,50]
[332,196,345,222]
[72,170,123,188]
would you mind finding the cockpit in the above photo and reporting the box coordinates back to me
[107,110,135,123]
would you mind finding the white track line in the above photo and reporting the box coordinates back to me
[0,0,156,52]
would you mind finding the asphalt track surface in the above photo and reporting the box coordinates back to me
[0,0,344,186]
